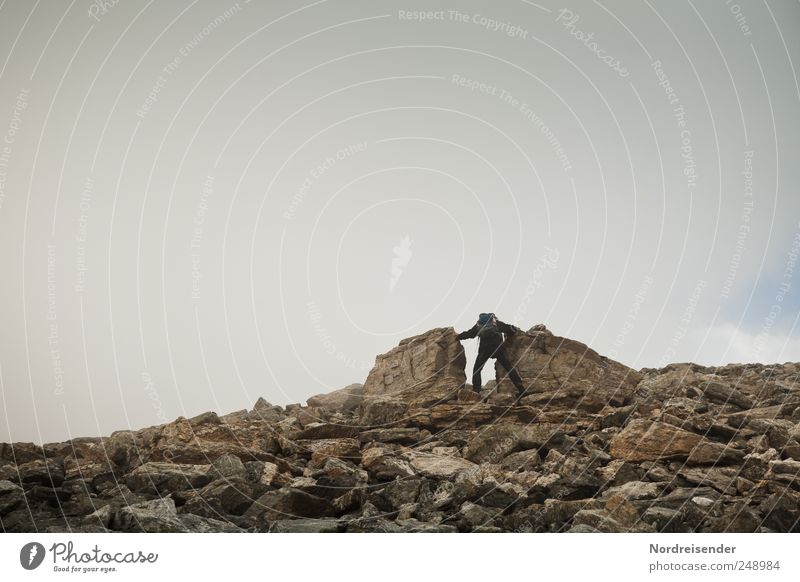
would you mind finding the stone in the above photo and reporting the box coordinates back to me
[125,462,212,494]
[406,451,477,480]
[610,419,744,464]
[245,488,334,521]
[601,480,664,500]
[463,424,522,464]
[700,381,754,410]
[503,329,642,411]
[362,328,466,408]
[358,427,420,445]
[182,477,255,516]
[112,498,188,533]
[307,383,364,413]
[208,454,247,480]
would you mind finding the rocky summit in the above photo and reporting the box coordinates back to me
[2,325,799,533]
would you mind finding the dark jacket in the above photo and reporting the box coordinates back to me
[457,319,520,354]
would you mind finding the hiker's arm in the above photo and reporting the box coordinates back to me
[496,320,522,335]
[456,325,478,340]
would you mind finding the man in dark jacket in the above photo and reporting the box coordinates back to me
[456,313,527,395]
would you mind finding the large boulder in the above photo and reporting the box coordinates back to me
[361,327,466,409]
[503,326,641,411]
[307,383,364,413]
[609,419,744,464]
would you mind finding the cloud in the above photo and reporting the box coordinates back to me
[688,322,800,366]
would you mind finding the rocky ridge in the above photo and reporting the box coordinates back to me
[2,325,799,533]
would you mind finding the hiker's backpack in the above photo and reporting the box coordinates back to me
[476,313,500,339]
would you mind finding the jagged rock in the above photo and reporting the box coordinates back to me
[295,424,360,440]
[298,438,361,468]
[358,427,420,445]
[362,327,466,408]
[701,381,754,409]
[245,488,334,521]
[610,419,744,464]
[0,480,24,515]
[111,498,188,532]
[601,480,665,500]
[406,451,477,480]
[181,477,255,516]
[361,447,415,480]
[270,518,343,532]
[307,383,364,413]
[503,328,642,411]
[125,462,212,494]
[208,453,247,480]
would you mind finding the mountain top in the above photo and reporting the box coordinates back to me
[2,325,799,533]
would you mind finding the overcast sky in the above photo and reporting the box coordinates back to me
[1,0,799,444]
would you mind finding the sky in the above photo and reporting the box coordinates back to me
[0,0,799,444]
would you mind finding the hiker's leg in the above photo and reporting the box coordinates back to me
[472,351,490,391]
[496,349,525,393]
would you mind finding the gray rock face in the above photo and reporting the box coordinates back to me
[2,325,799,532]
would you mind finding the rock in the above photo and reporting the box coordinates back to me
[112,498,188,533]
[406,451,477,480]
[601,480,665,500]
[295,424,360,440]
[307,383,364,413]
[701,381,754,409]
[358,427,421,445]
[245,488,334,521]
[359,398,409,427]
[501,449,542,472]
[361,447,415,480]
[178,513,244,533]
[504,330,642,411]
[14,459,65,487]
[188,411,221,426]
[463,424,521,464]
[250,397,285,422]
[298,438,361,468]
[362,327,466,408]
[270,518,343,532]
[209,454,247,480]
[609,419,744,464]
[182,477,255,516]
[0,480,24,515]
[125,462,212,494]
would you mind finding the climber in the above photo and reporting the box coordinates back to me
[456,313,528,396]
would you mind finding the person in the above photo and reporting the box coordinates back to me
[456,313,527,396]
